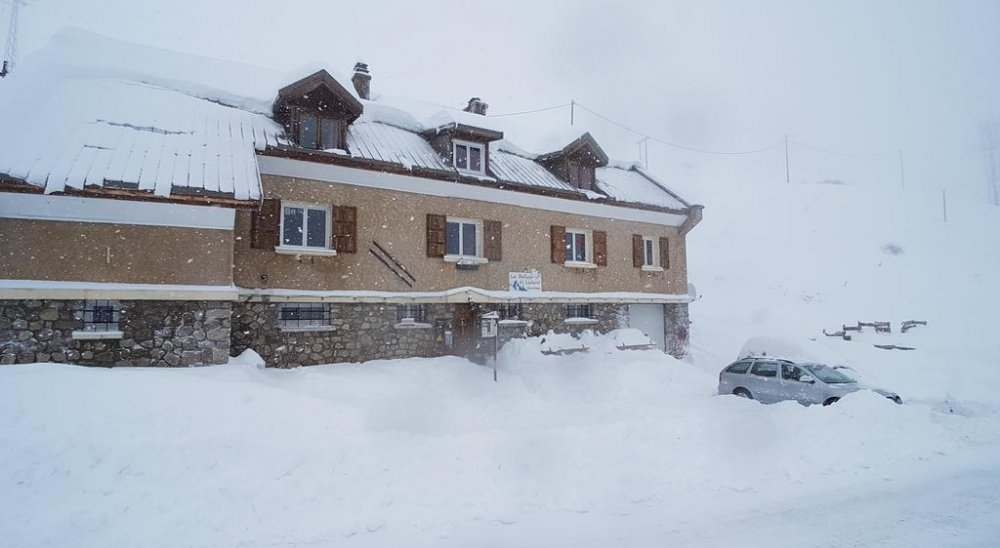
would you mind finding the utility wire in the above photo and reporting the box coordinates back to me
[789,140,888,157]
[574,102,784,156]
[481,97,887,159]
[487,102,571,118]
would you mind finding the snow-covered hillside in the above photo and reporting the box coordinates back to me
[686,181,1000,403]
[2,182,999,547]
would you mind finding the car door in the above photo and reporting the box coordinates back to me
[748,360,780,403]
[779,363,815,404]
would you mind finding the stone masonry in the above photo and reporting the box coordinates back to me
[231,302,450,368]
[0,300,231,367]
[231,301,630,368]
[663,302,691,359]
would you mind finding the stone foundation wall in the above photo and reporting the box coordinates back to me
[663,303,691,359]
[520,303,627,337]
[231,302,451,368]
[232,301,628,367]
[0,300,231,367]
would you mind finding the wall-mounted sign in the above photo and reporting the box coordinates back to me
[509,270,542,292]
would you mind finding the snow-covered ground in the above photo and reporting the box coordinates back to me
[2,181,999,546]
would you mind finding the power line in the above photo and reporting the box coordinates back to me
[487,102,571,118]
[481,96,889,160]
[574,101,785,155]
[789,140,887,157]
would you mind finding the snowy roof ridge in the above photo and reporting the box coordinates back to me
[0,29,696,212]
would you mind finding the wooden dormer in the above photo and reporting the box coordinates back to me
[537,132,609,191]
[273,70,364,152]
[423,97,504,177]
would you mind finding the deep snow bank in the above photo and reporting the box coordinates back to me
[2,329,998,547]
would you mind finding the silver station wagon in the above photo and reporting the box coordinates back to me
[718,357,902,406]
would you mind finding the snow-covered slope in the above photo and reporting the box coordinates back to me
[686,181,1000,403]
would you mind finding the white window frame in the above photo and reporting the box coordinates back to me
[443,217,487,263]
[641,236,664,272]
[277,202,337,256]
[452,139,486,174]
[564,228,595,268]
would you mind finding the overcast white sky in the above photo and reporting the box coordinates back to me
[8,0,1000,202]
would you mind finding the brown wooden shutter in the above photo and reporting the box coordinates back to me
[426,214,446,257]
[550,225,566,263]
[632,234,644,267]
[251,199,280,249]
[659,237,670,269]
[593,230,608,266]
[333,205,357,253]
[483,220,502,261]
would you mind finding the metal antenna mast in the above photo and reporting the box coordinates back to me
[2,0,22,77]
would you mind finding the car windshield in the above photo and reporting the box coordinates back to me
[803,364,856,384]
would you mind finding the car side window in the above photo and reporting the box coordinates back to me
[726,361,752,374]
[780,364,806,381]
[750,361,778,378]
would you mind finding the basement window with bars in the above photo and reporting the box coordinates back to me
[564,303,593,319]
[82,300,120,332]
[498,303,523,320]
[278,303,331,330]
[396,304,427,323]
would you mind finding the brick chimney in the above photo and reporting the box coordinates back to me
[463,97,488,116]
[352,62,371,100]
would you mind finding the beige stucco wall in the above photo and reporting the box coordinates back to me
[0,218,234,286]
[233,175,690,295]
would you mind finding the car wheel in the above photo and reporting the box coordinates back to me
[823,397,840,406]
[733,388,753,400]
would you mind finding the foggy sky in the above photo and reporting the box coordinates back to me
[9,0,1000,203]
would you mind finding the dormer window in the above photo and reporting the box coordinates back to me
[273,70,364,153]
[295,111,344,151]
[453,140,485,174]
[537,132,609,192]
[568,160,595,190]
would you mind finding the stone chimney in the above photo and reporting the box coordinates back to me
[463,97,488,116]
[352,62,371,100]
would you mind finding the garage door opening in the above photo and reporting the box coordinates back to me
[628,304,665,351]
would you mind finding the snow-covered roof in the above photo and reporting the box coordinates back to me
[0,29,284,201]
[596,164,690,210]
[489,147,577,192]
[0,29,695,212]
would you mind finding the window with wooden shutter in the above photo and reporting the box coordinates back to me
[550,225,566,263]
[483,220,502,261]
[593,230,608,266]
[333,205,357,253]
[659,237,670,269]
[426,214,446,257]
[632,234,644,267]
[251,199,280,249]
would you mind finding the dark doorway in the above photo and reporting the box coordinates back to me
[452,304,479,356]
